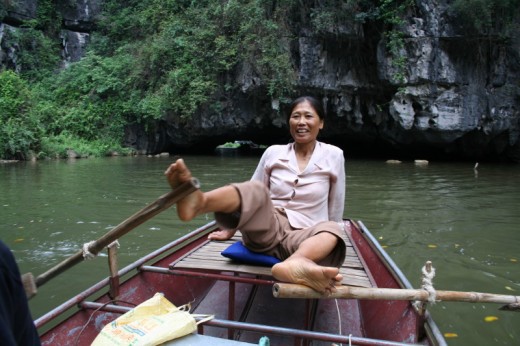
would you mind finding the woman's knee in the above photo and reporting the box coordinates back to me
[233,180,270,208]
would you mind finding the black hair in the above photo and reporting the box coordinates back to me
[287,96,326,122]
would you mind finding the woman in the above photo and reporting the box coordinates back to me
[165,96,346,295]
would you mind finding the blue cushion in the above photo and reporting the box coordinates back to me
[221,241,281,267]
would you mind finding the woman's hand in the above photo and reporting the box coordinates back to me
[208,229,236,241]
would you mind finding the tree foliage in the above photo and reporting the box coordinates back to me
[0,70,42,159]
[1,0,300,159]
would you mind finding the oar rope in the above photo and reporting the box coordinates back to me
[83,240,120,260]
[413,260,437,315]
[419,262,437,304]
[332,299,353,346]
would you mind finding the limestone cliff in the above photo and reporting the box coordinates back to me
[1,0,519,161]
[1,0,96,67]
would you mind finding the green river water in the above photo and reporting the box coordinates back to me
[1,155,519,345]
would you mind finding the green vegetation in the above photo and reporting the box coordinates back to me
[376,0,414,84]
[0,70,42,160]
[1,0,517,159]
[217,142,241,149]
[451,0,520,35]
[40,134,132,158]
[309,0,414,83]
[1,0,297,159]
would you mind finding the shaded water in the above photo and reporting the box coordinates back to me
[1,156,519,345]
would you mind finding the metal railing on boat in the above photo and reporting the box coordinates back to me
[141,265,277,286]
[79,301,426,346]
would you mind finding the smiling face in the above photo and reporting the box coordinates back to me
[288,100,324,145]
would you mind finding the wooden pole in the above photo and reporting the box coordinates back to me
[273,283,520,310]
[27,178,199,294]
[108,243,119,300]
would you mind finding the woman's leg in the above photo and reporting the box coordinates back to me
[290,232,339,263]
[272,232,343,295]
[164,159,240,221]
[166,159,274,242]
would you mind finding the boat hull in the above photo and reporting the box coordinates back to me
[36,220,445,345]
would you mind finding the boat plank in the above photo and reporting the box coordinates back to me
[170,229,373,288]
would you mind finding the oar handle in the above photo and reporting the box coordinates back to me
[273,283,520,306]
[34,178,200,288]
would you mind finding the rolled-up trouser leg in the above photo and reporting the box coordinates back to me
[214,181,346,267]
[214,181,280,253]
[267,217,346,267]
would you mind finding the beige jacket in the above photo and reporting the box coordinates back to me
[251,141,345,228]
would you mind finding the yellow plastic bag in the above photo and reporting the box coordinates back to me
[91,293,212,346]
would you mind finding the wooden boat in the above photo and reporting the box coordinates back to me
[35,219,447,346]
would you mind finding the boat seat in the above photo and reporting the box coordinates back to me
[169,222,374,288]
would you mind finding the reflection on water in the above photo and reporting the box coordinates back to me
[1,156,519,345]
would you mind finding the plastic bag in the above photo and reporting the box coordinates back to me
[91,293,212,346]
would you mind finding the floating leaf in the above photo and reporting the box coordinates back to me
[505,286,515,291]
[378,236,384,240]
[382,245,388,248]
[14,238,24,243]
[427,244,437,249]
[444,332,458,338]
[484,316,498,322]
[510,258,518,263]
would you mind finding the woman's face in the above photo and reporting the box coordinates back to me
[289,100,324,145]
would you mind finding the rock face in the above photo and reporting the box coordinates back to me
[60,30,90,67]
[1,0,37,25]
[1,0,519,161]
[374,1,520,161]
[1,0,100,70]
[128,1,520,161]
[56,0,102,32]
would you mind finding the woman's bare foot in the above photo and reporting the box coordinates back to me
[271,256,343,295]
[208,229,236,241]
[164,159,204,221]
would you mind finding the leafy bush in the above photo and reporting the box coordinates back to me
[0,71,42,159]
[4,1,301,160]
[34,51,136,140]
[39,133,132,159]
[217,142,241,149]
[310,0,361,34]
[2,24,60,81]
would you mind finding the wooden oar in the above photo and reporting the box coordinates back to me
[273,283,520,311]
[23,178,200,299]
